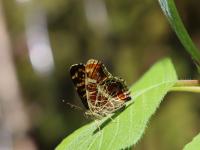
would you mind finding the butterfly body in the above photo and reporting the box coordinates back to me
[70,59,131,119]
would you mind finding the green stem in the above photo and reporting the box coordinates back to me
[171,86,200,93]
[171,80,200,93]
[174,80,200,86]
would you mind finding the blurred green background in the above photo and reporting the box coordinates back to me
[0,0,199,149]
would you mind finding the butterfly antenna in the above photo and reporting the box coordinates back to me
[62,99,84,111]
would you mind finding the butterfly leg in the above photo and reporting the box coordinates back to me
[94,119,101,132]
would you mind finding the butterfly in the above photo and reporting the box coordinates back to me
[70,59,131,119]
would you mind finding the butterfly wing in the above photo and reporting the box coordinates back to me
[94,77,131,116]
[85,59,111,83]
[71,59,131,119]
[70,63,89,109]
[100,77,131,103]
[85,59,111,107]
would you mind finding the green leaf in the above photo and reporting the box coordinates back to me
[56,58,177,150]
[183,133,200,150]
[158,0,200,71]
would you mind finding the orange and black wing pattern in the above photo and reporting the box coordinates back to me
[70,59,131,119]
[85,59,111,106]
[85,59,111,83]
[70,63,89,109]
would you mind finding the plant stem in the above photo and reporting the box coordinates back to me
[174,80,200,86]
[171,86,200,93]
[171,80,200,93]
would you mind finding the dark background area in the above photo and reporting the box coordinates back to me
[0,0,199,149]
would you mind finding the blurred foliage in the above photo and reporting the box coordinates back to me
[2,0,200,149]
